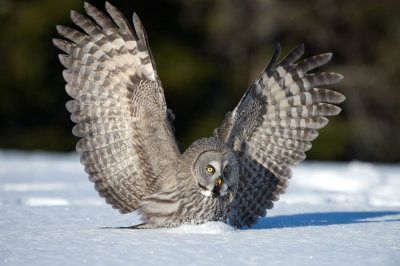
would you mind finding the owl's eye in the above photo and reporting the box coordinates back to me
[223,166,228,173]
[206,166,215,173]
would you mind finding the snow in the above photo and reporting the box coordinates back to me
[0,150,399,265]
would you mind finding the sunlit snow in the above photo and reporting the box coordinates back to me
[0,150,399,265]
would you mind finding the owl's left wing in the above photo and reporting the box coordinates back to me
[214,44,345,228]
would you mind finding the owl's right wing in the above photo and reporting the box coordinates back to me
[214,44,345,227]
[54,2,180,213]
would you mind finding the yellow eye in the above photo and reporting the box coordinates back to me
[206,166,215,173]
[223,166,228,173]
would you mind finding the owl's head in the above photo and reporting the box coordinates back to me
[194,149,239,198]
[177,137,239,199]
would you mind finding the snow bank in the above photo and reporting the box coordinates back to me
[281,161,400,208]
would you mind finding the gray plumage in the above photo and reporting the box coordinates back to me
[54,2,345,228]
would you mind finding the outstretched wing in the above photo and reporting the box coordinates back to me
[214,44,345,227]
[54,2,180,213]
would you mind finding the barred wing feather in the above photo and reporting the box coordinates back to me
[214,44,345,227]
[54,2,180,213]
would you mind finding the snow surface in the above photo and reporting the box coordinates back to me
[0,150,399,265]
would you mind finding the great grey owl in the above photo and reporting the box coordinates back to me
[54,2,345,228]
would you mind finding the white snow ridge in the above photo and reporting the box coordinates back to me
[0,151,399,265]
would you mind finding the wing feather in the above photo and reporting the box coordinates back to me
[84,2,116,31]
[215,44,345,227]
[55,2,180,213]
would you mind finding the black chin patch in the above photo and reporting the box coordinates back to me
[212,186,220,197]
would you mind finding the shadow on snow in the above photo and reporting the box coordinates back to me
[244,211,400,230]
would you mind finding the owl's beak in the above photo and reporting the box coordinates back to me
[212,177,223,197]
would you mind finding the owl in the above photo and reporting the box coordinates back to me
[54,2,345,228]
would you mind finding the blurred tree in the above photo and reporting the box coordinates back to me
[0,0,398,162]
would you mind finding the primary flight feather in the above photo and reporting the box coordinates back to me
[54,2,345,228]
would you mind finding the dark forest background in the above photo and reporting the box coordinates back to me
[0,0,399,162]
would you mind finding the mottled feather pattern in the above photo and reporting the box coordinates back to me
[54,2,180,213]
[134,138,236,228]
[137,187,229,228]
[216,44,344,228]
[228,155,278,227]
